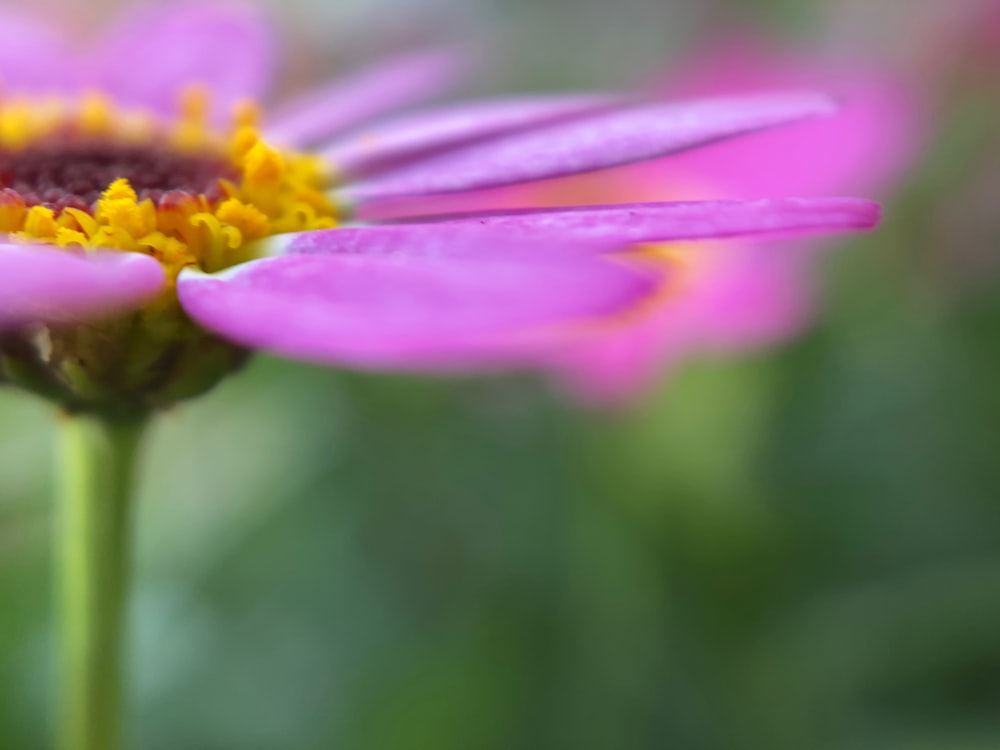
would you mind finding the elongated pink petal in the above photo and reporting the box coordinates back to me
[398,197,879,240]
[0,246,165,329]
[92,3,273,122]
[322,94,620,177]
[0,10,77,94]
[271,198,877,260]
[265,223,598,260]
[342,92,838,203]
[178,238,657,371]
[265,48,464,147]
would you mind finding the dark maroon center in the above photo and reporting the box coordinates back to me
[0,141,237,212]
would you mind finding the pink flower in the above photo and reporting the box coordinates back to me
[370,36,918,402]
[0,6,880,411]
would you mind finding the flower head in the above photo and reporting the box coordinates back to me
[0,4,881,413]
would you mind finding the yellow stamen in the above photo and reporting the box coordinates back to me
[243,140,285,187]
[232,99,260,130]
[0,191,27,232]
[23,206,59,239]
[80,92,114,134]
[3,88,340,283]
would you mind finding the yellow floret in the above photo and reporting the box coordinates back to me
[23,206,59,240]
[5,87,340,281]
[243,140,286,187]
[80,92,114,134]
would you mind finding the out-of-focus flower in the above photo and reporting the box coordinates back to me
[375,35,917,401]
[0,7,880,413]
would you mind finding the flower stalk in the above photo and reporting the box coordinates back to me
[56,410,149,750]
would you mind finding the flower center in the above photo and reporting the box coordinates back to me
[0,141,234,212]
[0,91,340,413]
[0,91,338,277]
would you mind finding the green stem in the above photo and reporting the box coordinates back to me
[57,411,149,750]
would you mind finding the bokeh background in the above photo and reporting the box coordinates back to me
[4,0,1000,748]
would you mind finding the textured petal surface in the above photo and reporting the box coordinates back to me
[273,223,611,259]
[389,198,880,242]
[342,92,837,202]
[178,234,657,371]
[322,94,620,177]
[0,246,165,329]
[265,48,463,147]
[0,10,77,94]
[92,3,273,122]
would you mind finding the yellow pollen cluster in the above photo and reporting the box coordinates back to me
[0,91,338,281]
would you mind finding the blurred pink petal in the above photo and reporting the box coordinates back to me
[552,242,814,402]
[322,94,621,177]
[92,3,273,123]
[574,38,917,395]
[654,35,921,197]
[265,48,464,147]
[177,234,658,371]
[0,10,77,94]
[0,246,165,329]
[344,92,838,203]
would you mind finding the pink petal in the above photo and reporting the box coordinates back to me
[177,235,657,371]
[0,246,166,330]
[653,36,921,197]
[380,198,880,243]
[92,3,273,123]
[0,10,78,94]
[265,48,464,147]
[539,42,920,404]
[342,92,838,203]
[553,241,814,403]
[272,223,612,260]
[273,198,877,261]
[321,94,621,177]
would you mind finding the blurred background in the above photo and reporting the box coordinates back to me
[4,0,1000,748]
